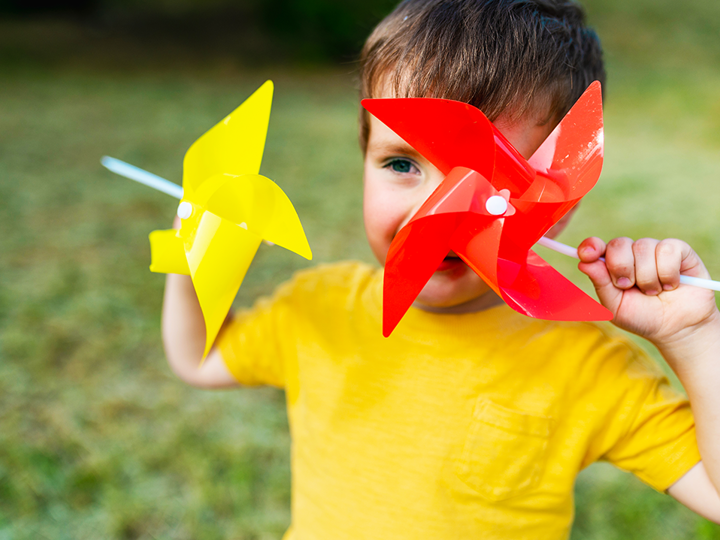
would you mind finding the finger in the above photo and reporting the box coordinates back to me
[656,239,683,291]
[632,238,661,295]
[605,237,635,289]
[677,241,711,280]
[578,258,622,314]
[578,237,606,263]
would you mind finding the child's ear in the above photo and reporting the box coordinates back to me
[545,204,579,239]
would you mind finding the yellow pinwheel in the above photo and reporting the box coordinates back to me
[144,80,312,358]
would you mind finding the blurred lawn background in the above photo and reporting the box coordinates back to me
[1,0,720,538]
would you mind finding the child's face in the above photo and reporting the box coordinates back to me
[363,105,557,311]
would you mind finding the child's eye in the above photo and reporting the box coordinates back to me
[385,158,419,175]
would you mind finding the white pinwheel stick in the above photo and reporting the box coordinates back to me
[537,236,720,292]
[101,156,183,199]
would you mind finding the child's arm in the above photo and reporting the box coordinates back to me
[161,217,239,389]
[578,236,720,521]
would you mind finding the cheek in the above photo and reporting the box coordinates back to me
[363,177,410,262]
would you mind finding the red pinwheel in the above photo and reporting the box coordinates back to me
[362,81,613,337]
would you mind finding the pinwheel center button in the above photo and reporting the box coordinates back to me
[485,195,508,216]
[177,201,193,220]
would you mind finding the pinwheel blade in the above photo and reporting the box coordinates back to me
[497,251,612,321]
[362,98,496,180]
[451,214,504,295]
[149,229,190,275]
[527,80,604,201]
[501,197,579,259]
[182,211,263,359]
[202,173,312,260]
[183,80,274,196]
[502,82,604,252]
[383,214,461,337]
[409,167,491,219]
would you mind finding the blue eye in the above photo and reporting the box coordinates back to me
[386,158,416,174]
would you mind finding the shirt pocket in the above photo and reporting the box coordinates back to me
[453,398,553,501]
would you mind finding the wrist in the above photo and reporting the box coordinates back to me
[655,310,720,371]
[166,272,196,294]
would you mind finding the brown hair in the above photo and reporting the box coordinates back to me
[358,0,605,151]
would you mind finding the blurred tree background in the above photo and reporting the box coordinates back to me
[0,0,398,63]
[1,0,719,538]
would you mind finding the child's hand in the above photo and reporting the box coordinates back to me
[578,237,719,346]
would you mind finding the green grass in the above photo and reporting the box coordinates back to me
[1,5,720,538]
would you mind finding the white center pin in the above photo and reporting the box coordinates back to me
[177,201,193,220]
[485,195,508,216]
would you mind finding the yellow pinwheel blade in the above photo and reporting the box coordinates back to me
[182,80,273,196]
[202,173,313,260]
[149,229,190,275]
[181,210,262,359]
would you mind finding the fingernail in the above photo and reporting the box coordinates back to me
[663,284,674,291]
[617,277,632,288]
[645,289,658,296]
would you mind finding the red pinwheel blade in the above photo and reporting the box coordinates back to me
[528,81,604,201]
[498,251,612,320]
[362,98,496,179]
[500,196,579,262]
[502,82,604,253]
[410,167,494,221]
[451,213,504,295]
[383,213,463,337]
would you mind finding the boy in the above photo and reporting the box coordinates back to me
[163,0,720,537]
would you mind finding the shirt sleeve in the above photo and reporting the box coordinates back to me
[216,278,298,389]
[596,345,701,492]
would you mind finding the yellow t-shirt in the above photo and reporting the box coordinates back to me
[218,261,700,540]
